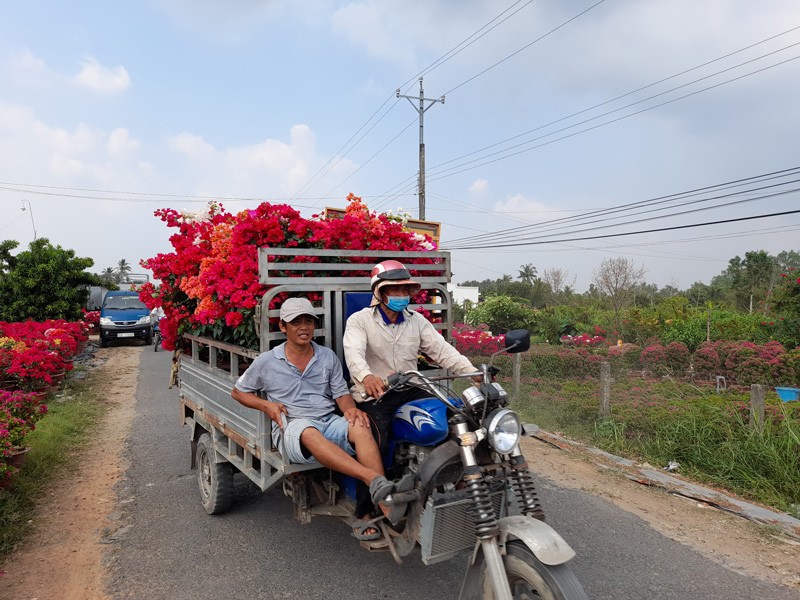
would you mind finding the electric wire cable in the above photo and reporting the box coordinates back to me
[375,29,800,202]
[444,166,800,245]
[445,201,800,250]
[426,49,800,182]
[446,175,800,246]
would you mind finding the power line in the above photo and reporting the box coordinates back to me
[316,1,538,202]
[445,205,800,250]
[425,49,800,183]
[443,0,607,96]
[433,25,800,175]
[375,27,800,200]
[444,166,800,245]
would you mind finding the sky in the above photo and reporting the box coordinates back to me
[0,0,798,292]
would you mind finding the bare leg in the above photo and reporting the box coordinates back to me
[299,425,391,531]
[298,426,381,487]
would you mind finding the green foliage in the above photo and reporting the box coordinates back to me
[507,366,800,511]
[0,238,100,321]
[466,295,535,334]
[462,275,548,308]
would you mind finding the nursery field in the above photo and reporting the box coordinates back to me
[484,359,800,515]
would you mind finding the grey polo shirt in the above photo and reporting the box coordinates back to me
[234,341,350,420]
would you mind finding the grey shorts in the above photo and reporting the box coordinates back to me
[272,413,354,464]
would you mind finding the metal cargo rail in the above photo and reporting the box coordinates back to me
[179,248,455,495]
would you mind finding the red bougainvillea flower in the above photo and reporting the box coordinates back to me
[140,195,440,350]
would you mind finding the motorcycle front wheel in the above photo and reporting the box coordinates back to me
[485,540,588,600]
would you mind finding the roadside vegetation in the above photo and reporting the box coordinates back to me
[0,369,106,558]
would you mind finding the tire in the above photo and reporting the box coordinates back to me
[144,334,153,346]
[153,334,160,352]
[100,338,108,348]
[196,433,233,515]
[484,540,588,600]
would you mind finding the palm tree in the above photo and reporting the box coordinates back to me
[100,267,116,287]
[517,263,538,286]
[116,259,132,284]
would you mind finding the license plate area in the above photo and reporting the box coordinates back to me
[118,332,135,338]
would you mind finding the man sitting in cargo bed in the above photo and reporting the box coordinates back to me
[231,297,399,541]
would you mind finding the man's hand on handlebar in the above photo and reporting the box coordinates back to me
[361,374,386,399]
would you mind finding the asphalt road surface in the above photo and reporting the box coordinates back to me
[107,348,798,600]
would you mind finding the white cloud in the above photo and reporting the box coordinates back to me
[107,128,140,156]
[167,123,356,198]
[169,132,216,163]
[0,101,146,185]
[3,50,53,89]
[494,193,569,224]
[468,178,489,196]
[73,57,131,95]
[148,0,291,42]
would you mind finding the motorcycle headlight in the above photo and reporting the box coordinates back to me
[486,408,521,454]
[99,317,112,325]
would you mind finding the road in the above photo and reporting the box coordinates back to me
[106,348,799,600]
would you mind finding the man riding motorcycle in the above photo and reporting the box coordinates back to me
[343,259,481,516]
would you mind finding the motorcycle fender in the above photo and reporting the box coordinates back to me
[458,517,576,600]
[497,515,576,565]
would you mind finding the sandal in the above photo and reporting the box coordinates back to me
[351,518,382,541]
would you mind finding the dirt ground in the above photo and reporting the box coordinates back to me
[0,345,798,599]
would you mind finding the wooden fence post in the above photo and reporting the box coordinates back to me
[749,384,766,430]
[599,361,611,416]
[512,353,521,403]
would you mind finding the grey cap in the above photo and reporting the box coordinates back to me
[279,297,319,323]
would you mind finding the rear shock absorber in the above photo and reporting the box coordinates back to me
[508,453,545,521]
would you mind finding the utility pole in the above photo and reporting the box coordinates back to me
[396,77,444,220]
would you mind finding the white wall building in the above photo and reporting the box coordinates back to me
[448,284,480,308]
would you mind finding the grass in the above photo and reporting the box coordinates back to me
[0,368,107,558]
[504,372,800,515]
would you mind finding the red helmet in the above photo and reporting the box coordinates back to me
[370,260,421,296]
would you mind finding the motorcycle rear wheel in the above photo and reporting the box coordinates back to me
[485,540,588,600]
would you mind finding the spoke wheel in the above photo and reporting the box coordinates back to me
[484,541,588,600]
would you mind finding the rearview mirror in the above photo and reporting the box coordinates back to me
[504,329,530,353]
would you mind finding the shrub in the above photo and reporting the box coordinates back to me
[640,344,667,375]
[692,342,720,377]
[665,341,690,375]
[735,356,772,385]
[452,323,505,355]
[783,349,800,387]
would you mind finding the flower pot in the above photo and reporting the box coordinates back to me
[775,387,800,402]
[0,379,21,391]
[7,446,31,469]
[30,390,48,404]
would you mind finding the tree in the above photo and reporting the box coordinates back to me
[722,250,774,313]
[100,267,117,287]
[517,263,538,286]
[592,257,646,332]
[466,295,535,334]
[0,238,100,321]
[116,258,132,283]
[541,267,575,304]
